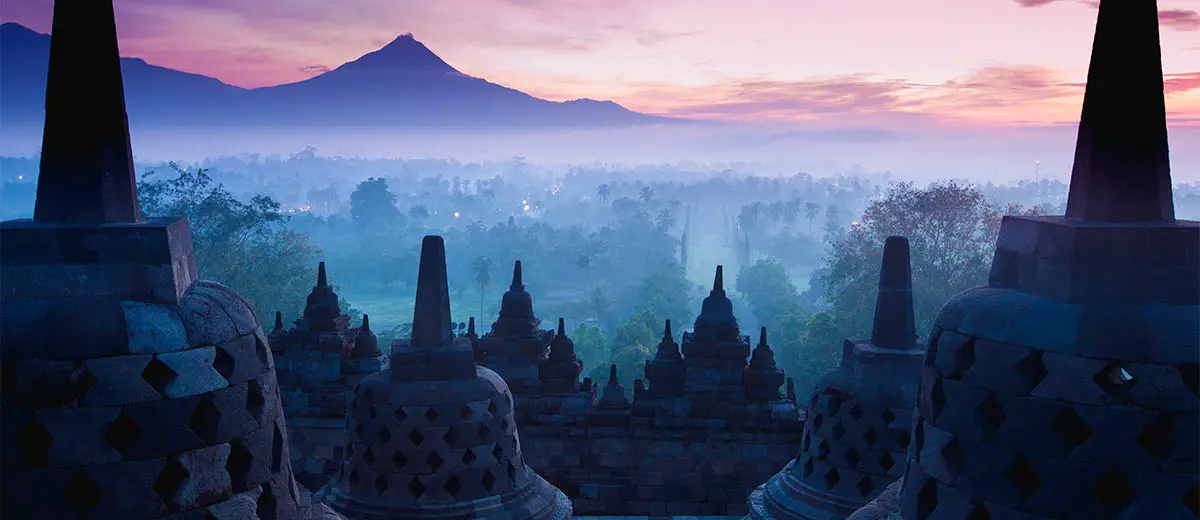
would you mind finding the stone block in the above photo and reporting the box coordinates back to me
[214,334,267,387]
[1,466,80,518]
[79,354,162,406]
[177,290,242,347]
[206,485,262,520]
[156,347,230,398]
[166,443,234,511]
[114,395,206,459]
[192,282,259,336]
[37,406,122,467]
[86,456,170,518]
[2,357,83,407]
[121,301,190,354]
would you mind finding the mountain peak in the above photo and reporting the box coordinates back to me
[1,22,50,48]
[333,33,462,76]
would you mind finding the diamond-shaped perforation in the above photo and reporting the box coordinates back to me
[500,418,510,433]
[976,392,1006,439]
[952,338,977,378]
[444,427,459,446]
[488,400,498,416]
[817,439,830,460]
[14,415,53,467]
[481,470,496,492]
[965,502,989,520]
[1051,406,1093,453]
[478,423,491,441]
[844,447,861,468]
[374,475,388,496]
[394,406,409,422]
[507,460,516,484]
[362,446,376,464]
[925,331,941,368]
[1092,470,1134,513]
[445,475,462,497]
[154,458,189,510]
[189,394,222,443]
[257,483,277,520]
[348,469,360,487]
[881,409,896,425]
[1014,350,1048,392]
[368,405,377,420]
[802,458,815,478]
[930,378,946,421]
[849,405,863,420]
[246,380,264,417]
[863,428,879,448]
[462,448,477,466]
[64,470,103,517]
[425,407,438,423]
[879,452,895,473]
[823,467,840,490]
[408,429,424,447]
[393,451,407,469]
[493,442,504,461]
[460,404,473,420]
[271,425,284,472]
[831,422,846,441]
[254,335,271,369]
[70,364,99,401]
[1179,364,1200,398]
[362,385,374,401]
[212,346,236,381]
[1005,456,1040,499]
[940,439,965,480]
[897,430,910,450]
[105,410,141,457]
[856,476,875,498]
[353,423,365,439]
[916,479,938,520]
[141,357,178,394]
[227,438,253,490]
[428,452,443,472]
[378,425,391,444]
[811,413,824,432]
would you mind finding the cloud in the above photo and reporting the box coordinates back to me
[1012,0,1200,31]
[1160,9,1200,31]
[1166,72,1200,94]
[300,64,330,74]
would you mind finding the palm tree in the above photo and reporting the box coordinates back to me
[639,186,654,205]
[472,256,495,323]
[583,286,611,324]
[655,208,676,231]
[804,202,821,232]
[596,184,611,203]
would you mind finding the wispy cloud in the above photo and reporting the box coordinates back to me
[1012,0,1200,31]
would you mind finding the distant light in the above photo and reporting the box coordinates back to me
[523,205,531,211]
[522,199,527,205]
[453,211,461,218]
[17,175,22,180]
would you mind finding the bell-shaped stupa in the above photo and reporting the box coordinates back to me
[0,1,341,517]
[748,236,924,520]
[316,236,572,520]
[891,1,1199,518]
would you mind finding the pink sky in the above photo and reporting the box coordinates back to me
[4,0,1199,129]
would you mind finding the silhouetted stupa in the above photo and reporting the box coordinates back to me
[316,236,572,520]
[748,236,924,520]
[0,1,342,518]
[889,1,1199,518]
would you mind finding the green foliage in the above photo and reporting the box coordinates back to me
[571,323,609,379]
[350,177,401,225]
[790,311,845,395]
[735,258,804,332]
[822,181,1031,340]
[138,163,321,325]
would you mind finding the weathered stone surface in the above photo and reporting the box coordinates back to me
[122,301,190,354]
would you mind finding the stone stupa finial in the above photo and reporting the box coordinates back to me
[869,236,917,350]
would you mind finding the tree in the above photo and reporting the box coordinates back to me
[822,181,1030,339]
[572,323,609,378]
[735,258,804,332]
[409,205,431,223]
[350,177,401,225]
[583,286,612,325]
[793,312,845,395]
[654,208,676,231]
[639,186,654,205]
[804,202,821,232]
[138,164,320,324]
[596,184,611,203]
[472,256,495,323]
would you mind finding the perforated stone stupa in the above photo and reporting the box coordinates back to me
[0,1,342,518]
[316,236,572,520]
[473,260,553,394]
[889,1,1199,518]
[748,236,924,520]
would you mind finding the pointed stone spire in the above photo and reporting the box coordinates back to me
[317,261,329,288]
[547,317,577,362]
[303,261,341,333]
[273,311,284,333]
[695,265,738,338]
[870,236,917,350]
[556,317,566,337]
[351,314,381,357]
[786,377,796,402]
[1065,0,1174,222]
[467,316,477,338]
[654,320,682,360]
[511,260,524,291]
[34,0,140,224]
[410,236,455,350]
[749,327,778,370]
[598,363,630,409]
[713,265,726,296]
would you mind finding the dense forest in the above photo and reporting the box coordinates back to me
[4,151,1199,391]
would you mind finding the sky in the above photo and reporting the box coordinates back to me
[3,0,1199,131]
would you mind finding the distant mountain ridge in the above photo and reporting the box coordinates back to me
[0,23,673,130]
